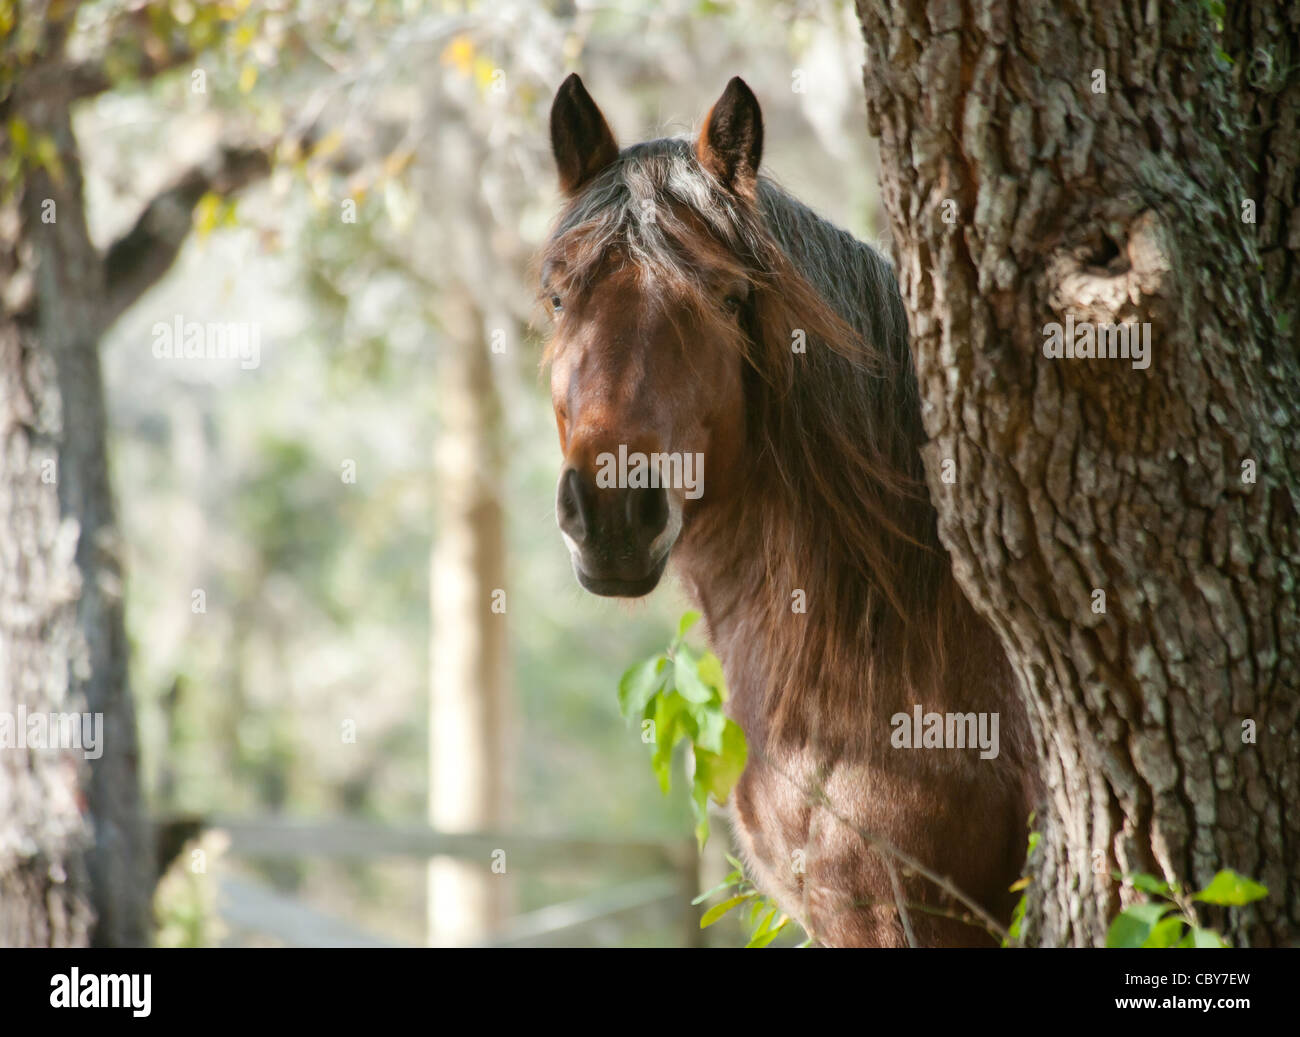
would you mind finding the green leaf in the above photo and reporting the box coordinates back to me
[676,610,701,640]
[617,655,665,718]
[649,691,687,794]
[1143,916,1187,947]
[694,720,747,804]
[674,644,715,703]
[686,699,726,754]
[1106,901,1175,948]
[33,134,63,182]
[748,925,784,948]
[1193,870,1268,907]
[8,118,29,155]
[693,813,710,849]
[699,894,749,928]
[691,870,744,905]
[697,651,728,701]
[1126,872,1172,897]
[1187,926,1229,948]
[1003,892,1027,946]
[195,192,222,240]
[690,772,711,848]
[745,906,777,947]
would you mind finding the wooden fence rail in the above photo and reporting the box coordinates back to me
[156,814,702,948]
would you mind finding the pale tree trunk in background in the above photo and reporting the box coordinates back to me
[855,0,1300,945]
[427,286,511,945]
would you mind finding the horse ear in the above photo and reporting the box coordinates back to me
[696,77,763,198]
[550,74,619,195]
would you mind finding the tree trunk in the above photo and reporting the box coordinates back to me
[1,5,271,944]
[0,99,151,945]
[427,285,511,945]
[0,216,96,947]
[855,0,1300,945]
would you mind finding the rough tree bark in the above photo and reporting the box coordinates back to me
[855,0,1299,945]
[1,2,269,945]
[0,200,96,946]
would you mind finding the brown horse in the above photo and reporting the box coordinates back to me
[539,74,1038,947]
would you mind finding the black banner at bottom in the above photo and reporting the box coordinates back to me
[0,947,1292,1022]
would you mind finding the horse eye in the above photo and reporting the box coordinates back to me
[724,295,743,314]
[550,295,564,313]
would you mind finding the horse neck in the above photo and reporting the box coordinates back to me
[676,311,1037,763]
[681,506,1019,772]
[671,194,1015,750]
[678,438,937,720]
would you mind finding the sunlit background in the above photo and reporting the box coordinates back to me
[77,0,883,946]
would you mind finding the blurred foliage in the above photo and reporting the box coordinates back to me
[155,831,230,948]
[43,0,882,944]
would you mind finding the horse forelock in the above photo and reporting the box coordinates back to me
[540,138,888,379]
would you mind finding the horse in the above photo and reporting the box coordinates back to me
[538,73,1038,947]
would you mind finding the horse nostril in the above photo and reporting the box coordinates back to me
[558,467,591,538]
[628,485,669,538]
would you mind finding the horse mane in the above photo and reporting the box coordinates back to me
[541,137,955,737]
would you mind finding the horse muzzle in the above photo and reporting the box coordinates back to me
[556,465,681,598]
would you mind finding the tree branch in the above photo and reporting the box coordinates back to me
[12,45,197,110]
[12,3,202,110]
[884,856,918,948]
[100,142,272,328]
[70,43,198,101]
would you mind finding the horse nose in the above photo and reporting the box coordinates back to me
[557,466,594,541]
[626,484,668,539]
[556,466,669,550]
